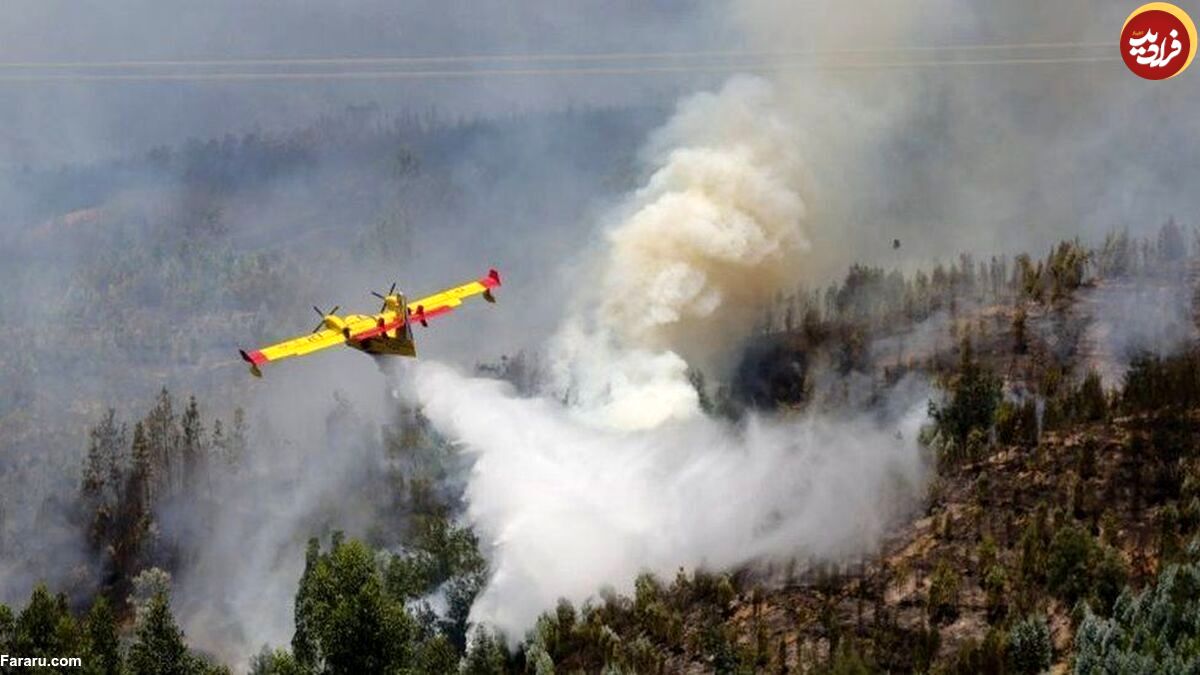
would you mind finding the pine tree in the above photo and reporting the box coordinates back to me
[144,387,178,500]
[0,602,12,653]
[82,410,128,552]
[248,647,305,675]
[1158,217,1186,262]
[210,419,226,472]
[82,409,126,507]
[180,396,206,495]
[14,584,70,658]
[110,422,152,595]
[930,337,1003,454]
[462,629,509,675]
[291,537,417,673]
[178,393,200,487]
[85,596,123,675]
[226,407,247,469]
[1008,615,1052,674]
[291,538,321,670]
[1012,306,1028,355]
[128,594,191,675]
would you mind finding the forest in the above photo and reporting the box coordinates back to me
[5,0,1200,671]
[2,105,1198,672]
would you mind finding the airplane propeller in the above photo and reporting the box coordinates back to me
[311,305,340,332]
[371,282,398,311]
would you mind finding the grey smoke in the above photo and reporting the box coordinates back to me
[1,0,1198,663]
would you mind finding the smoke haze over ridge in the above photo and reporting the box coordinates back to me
[3,0,1200,665]
[403,75,930,637]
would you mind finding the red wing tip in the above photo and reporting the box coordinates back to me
[240,349,268,366]
[487,268,501,286]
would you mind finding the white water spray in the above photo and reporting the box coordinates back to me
[409,76,931,637]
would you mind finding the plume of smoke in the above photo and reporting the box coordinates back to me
[552,76,811,429]
[413,361,929,636]
[599,76,810,357]
[1081,279,1197,385]
[166,357,399,667]
[405,76,930,638]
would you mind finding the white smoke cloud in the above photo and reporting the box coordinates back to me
[599,76,809,362]
[413,361,929,636]
[406,76,931,637]
[1081,279,1197,386]
[551,76,811,430]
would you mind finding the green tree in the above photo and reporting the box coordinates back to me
[227,407,247,468]
[14,584,70,658]
[1073,371,1107,422]
[290,537,417,673]
[412,634,460,674]
[1012,306,1029,355]
[82,409,127,551]
[462,628,509,675]
[111,422,153,597]
[128,593,223,675]
[1074,545,1200,673]
[927,559,962,625]
[930,337,1003,455]
[825,640,874,674]
[982,563,1008,622]
[1157,218,1185,262]
[0,602,13,653]
[128,594,190,675]
[938,627,1008,675]
[85,596,123,675]
[1046,240,1088,300]
[180,395,206,494]
[1046,522,1093,606]
[248,647,306,675]
[144,387,178,500]
[1046,522,1127,614]
[1008,615,1052,674]
[995,399,1038,447]
[291,538,321,669]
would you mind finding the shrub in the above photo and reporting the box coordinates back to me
[1045,522,1128,615]
[927,559,962,624]
[930,338,1003,457]
[938,627,1008,675]
[995,399,1039,447]
[1073,371,1107,422]
[1008,615,1052,674]
[1074,546,1200,673]
[1121,350,1200,414]
[982,564,1008,622]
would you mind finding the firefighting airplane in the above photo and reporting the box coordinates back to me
[239,269,500,377]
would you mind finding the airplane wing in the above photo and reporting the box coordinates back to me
[240,314,379,376]
[407,268,501,326]
[240,330,346,377]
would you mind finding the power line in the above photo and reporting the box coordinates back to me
[0,54,1121,84]
[0,41,1113,71]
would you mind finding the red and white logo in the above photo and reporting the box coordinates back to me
[1121,2,1196,79]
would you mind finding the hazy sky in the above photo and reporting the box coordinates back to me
[0,1,734,165]
[1,0,1196,256]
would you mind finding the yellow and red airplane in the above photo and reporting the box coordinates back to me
[239,268,500,377]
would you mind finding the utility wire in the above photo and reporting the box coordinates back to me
[0,41,1113,71]
[0,54,1121,83]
